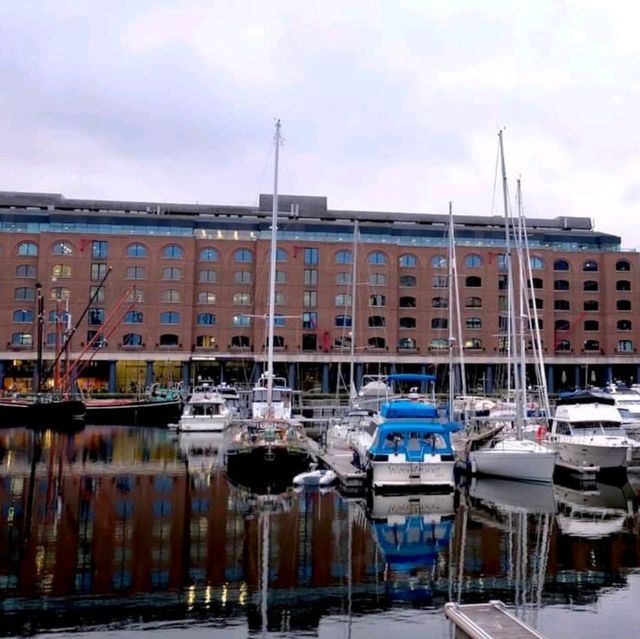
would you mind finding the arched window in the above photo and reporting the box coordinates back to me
[268,335,285,349]
[432,296,448,308]
[368,337,386,349]
[231,335,250,348]
[465,296,482,308]
[335,315,352,327]
[196,335,216,348]
[232,314,251,327]
[618,340,633,352]
[15,287,35,300]
[161,289,181,303]
[50,287,70,300]
[556,339,571,352]
[52,241,74,255]
[432,317,448,329]
[584,320,599,331]
[369,294,386,307]
[368,315,386,327]
[126,243,148,258]
[368,250,387,265]
[335,249,352,264]
[13,309,34,323]
[199,269,217,283]
[335,336,352,350]
[399,274,416,287]
[466,317,482,329]
[160,311,180,324]
[583,280,598,292]
[616,260,631,271]
[554,299,570,311]
[464,254,483,267]
[124,311,143,324]
[399,317,416,329]
[431,254,447,268]
[369,272,387,286]
[399,253,417,267]
[234,248,254,263]
[197,291,216,304]
[529,318,543,330]
[276,248,288,262]
[464,338,482,350]
[617,300,632,311]
[616,280,631,291]
[163,244,184,259]
[126,266,146,280]
[17,241,38,256]
[399,296,416,308]
[584,300,599,311]
[336,294,352,306]
[554,279,570,291]
[617,319,632,331]
[159,334,179,346]
[555,319,570,331]
[16,264,36,278]
[584,339,600,351]
[530,256,544,269]
[465,276,482,287]
[196,313,216,325]
[122,333,143,347]
[126,289,144,303]
[528,278,543,289]
[583,260,598,272]
[199,247,219,261]
[529,298,543,309]
[11,332,32,346]
[554,259,569,271]
[429,338,448,350]
[162,267,182,280]
[233,293,251,306]
[398,337,416,350]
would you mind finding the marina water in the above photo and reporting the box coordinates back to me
[1,426,640,639]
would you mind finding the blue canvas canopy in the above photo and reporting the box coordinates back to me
[386,373,437,384]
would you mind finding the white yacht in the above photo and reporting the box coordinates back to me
[177,381,231,432]
[546,392,633,475]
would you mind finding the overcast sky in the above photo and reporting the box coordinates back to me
[2,1,639,247]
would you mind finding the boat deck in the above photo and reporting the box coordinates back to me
[444,601,546,638]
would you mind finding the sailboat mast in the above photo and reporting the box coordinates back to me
[348,220,359,402]
[266,119,281,409]
[447,202,455,417]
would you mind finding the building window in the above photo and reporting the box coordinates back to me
[530,256,544,270]
[616,260,631,271]
[92,263,109,280]
[267,335,285,348]
[13,309,34,323]
[89,309,105,326]
[616,280,631,291]
[369,294,386,307]
[15,287,35,301]
[124,311,143,324]
[555,319,570,331]
[163,244,184,259]
[51,264,71,279]
[433,276,447,288]
[334,335,351,349]
[305,269,318,285]
[11,332,32,346]
[529,298,543,309]
[465,296,481,308]
[466,317,482,329]
[464,338,482,350]
[122,333,143,347]
[335,249,352,264]
[432,317,448,329]
[162,267,182,280]
[528,277,543,289]
[304,291,318,307]
[234,270,251,284]
[233,292,251,306]
[232,314,251,327]
[196,313,216,326]
[554,259,569,271]
[496,254,508,271]
[466,276,482,287]
[399,253,417,267]
[617,300,632,311]
[584,300,599,311]
[160,311,180,324]
[583,260,598,272]
[304,247,318,265]
[432,296,448,308]
[583,280,598,292]
[554,299,570,311]
[617,319,632,331]
[126,288,144,303]
[556,339,571,351]
[197,291,215,304]
[368,315,386,327]
[399,317,416,329]
[125,266,145,280]
[368,337,386,349]
[498,275,508,290]
[368,250,387,265]
[159,334,179,346]
[276,247,287,262]
[234,248,254,263]
[275,292,286,305]
[335,315,352,328]
[126,243,148,258]
[196,335,216,348]
[431,255,447,268]
[162,289,181,303]
[369,272,387,286]
[52,241,74,255]
[16,264,36,278]
[275,270,286,283]
[618,340,633,352]
[200,247,219,261]
[429,338,448,350]
[554,280,570,291]
[584,339,600,351]
[399,296,416,308]
[399,274,416,287]
[302,312,317,329]
[50,287,70,300]
[92,241,108,259]
[231,335,250,348]
[199,269,218,283]
[464,254,483,267]
[273,314,285,327]
[17,241,38,256]
[395,336,413,349]
[584,320,599,331]
[89,286,105,303]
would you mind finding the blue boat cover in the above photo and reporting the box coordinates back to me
[386,373,437,383]
[380,399,438,419]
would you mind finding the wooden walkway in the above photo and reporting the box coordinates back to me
[444,601,546,639]
[306,438,366,494]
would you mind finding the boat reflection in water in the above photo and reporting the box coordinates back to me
[2,426,640,638]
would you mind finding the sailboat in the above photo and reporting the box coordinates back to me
[225,120,311,485]
[468,131,556,483]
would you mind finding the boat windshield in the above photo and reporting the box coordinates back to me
[570,421,626,437]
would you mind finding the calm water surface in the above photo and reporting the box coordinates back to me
[1,426,640,639]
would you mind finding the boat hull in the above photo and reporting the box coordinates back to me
[84,399,182,426]
[0,398,86,430]
[178,416,228,432]
[370,459,456,490]
[546,437,629,472]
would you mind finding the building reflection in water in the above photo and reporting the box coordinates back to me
[1,427,640,635]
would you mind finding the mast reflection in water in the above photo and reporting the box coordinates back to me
[1,426,640,639]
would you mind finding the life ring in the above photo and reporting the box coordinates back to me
[535,424,547,440]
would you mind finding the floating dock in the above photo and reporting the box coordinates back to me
[306,438,366,494]
[444,601,546,639]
